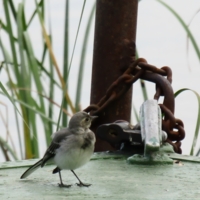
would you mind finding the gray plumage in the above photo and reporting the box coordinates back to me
[20,111,97,187]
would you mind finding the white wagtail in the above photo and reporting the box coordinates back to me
[20,111,97,187]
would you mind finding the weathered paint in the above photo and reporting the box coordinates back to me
[140,99,164,154]
[127,142,174,165]
[1,153,200,199]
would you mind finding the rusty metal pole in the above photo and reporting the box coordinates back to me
[91,0,138,151]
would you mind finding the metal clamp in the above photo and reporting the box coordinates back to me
[140,99,167,156]
[96,99,167,156]
[96,120,142,150]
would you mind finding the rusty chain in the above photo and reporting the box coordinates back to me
[84,43,185,153]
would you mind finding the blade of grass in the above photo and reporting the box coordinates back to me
[174,88,200,155]
[40,0,45,19]
[62,0,69,127]
[136,50,148,101]
[0,20,17,42]
[24,31,51,145]
[8,0,17,21]
[40,36,47,65]
[0,138,10,161]
[140,79,148,101]
[57,0,87,130]
[132,103,139,123]
[0,90,63,127]
[0,82,30,128]
[48,45,54,135]
[0,102,17,160]
[156,0,200,63]
[17,3,36,158]
[75,2,96,111]
[17,98,63,127]
[26,0,44,28]
[67,0,87,78]
[3,0,20,85]
[0,87,70,116]
[0,136,18,160]
[36,59,61,88]
[34,0,75,115]
[186,8,200,71]
[0,81,32,159]
[46,2,54,135]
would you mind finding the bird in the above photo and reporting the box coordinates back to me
[20,111,97,188]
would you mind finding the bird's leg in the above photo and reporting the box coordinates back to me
[58,170,71,188]
[71,170,91,187]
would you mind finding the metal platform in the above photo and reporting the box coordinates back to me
[0,152,200,200]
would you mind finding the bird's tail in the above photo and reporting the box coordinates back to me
[20,159,43,179]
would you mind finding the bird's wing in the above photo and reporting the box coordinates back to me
[20,128,72,179]
[41,128,72,167]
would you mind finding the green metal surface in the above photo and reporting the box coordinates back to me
[1,153,200,199]
[127,143,175,165]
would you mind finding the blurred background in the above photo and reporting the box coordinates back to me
[0,0,200,161]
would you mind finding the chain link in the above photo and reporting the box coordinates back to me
[84,45,185,153]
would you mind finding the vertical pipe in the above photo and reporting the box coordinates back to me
[91,0,138,151]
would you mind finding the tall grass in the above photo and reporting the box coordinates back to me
[0,0,95,160]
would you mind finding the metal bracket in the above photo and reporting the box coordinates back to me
[96,120,142,150]
[140,99,167,156]
[96,120,143,148]
[96,99,168,158]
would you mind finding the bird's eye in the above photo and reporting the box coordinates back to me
[85,118,89,122]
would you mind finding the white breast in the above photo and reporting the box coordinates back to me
[53,133,95,170]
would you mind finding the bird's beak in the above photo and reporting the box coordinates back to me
[90,115,98,120]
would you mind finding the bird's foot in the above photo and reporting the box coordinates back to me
[76,182,91,187]
[58,183,72,188]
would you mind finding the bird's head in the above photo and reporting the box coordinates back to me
[69,111,98,130]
